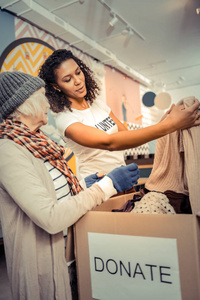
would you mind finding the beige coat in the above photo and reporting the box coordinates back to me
[0,139,105,300]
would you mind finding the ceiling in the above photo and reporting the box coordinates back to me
[1,0,200,91]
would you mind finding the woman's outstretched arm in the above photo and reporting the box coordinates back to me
[65,99,200,151]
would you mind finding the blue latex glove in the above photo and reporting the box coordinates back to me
[107,163,140,193]
[85,173,105,188]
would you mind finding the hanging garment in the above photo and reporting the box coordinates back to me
[145,97,200,214]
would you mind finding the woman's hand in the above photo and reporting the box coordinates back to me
[107,163,140,193]
[85,172,105,188]
[163,98,200,131]
[159,104,175,122]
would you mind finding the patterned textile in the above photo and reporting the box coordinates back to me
[123,122,149,159]
[0,119,83,195]
[130,191,176,215]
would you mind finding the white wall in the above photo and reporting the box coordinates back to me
[139,85,165,126]
[168,84,200,105]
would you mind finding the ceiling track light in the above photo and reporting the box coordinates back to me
[51,0,84,12]
[97,0,145,40]
[109,14,118,27]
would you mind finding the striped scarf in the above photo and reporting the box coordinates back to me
[0,119,83,195]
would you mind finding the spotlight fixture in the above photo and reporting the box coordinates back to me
[127,27,134,39]
[196,8,200,14]
[109,14,118,27]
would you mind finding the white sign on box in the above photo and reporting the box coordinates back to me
[88,233,182,300]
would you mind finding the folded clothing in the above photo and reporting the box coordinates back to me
[130,191,176,215]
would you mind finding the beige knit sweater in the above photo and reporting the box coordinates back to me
[145,97,200,214]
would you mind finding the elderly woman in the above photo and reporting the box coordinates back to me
[0,71,139,300]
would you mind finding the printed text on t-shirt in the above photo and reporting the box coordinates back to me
[95,116,115,132]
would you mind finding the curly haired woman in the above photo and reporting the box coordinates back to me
[39,49,200,180]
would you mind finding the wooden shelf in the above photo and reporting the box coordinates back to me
[138,164,153,169]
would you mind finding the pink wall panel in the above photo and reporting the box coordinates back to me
[105,65,142,125]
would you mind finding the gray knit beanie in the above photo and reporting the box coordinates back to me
[0,71,45,120]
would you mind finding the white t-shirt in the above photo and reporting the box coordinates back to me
[56,99,125,179]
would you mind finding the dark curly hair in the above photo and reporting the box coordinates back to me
[38,49,100,113]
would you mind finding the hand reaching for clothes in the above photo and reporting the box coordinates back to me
[107,163,140,193]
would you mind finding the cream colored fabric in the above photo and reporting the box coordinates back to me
[179,98,200,214]
[146,97,200,214]
[145,130,188,195]
[131,191,176,214]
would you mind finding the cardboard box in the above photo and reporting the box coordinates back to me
[74,194,200,300]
